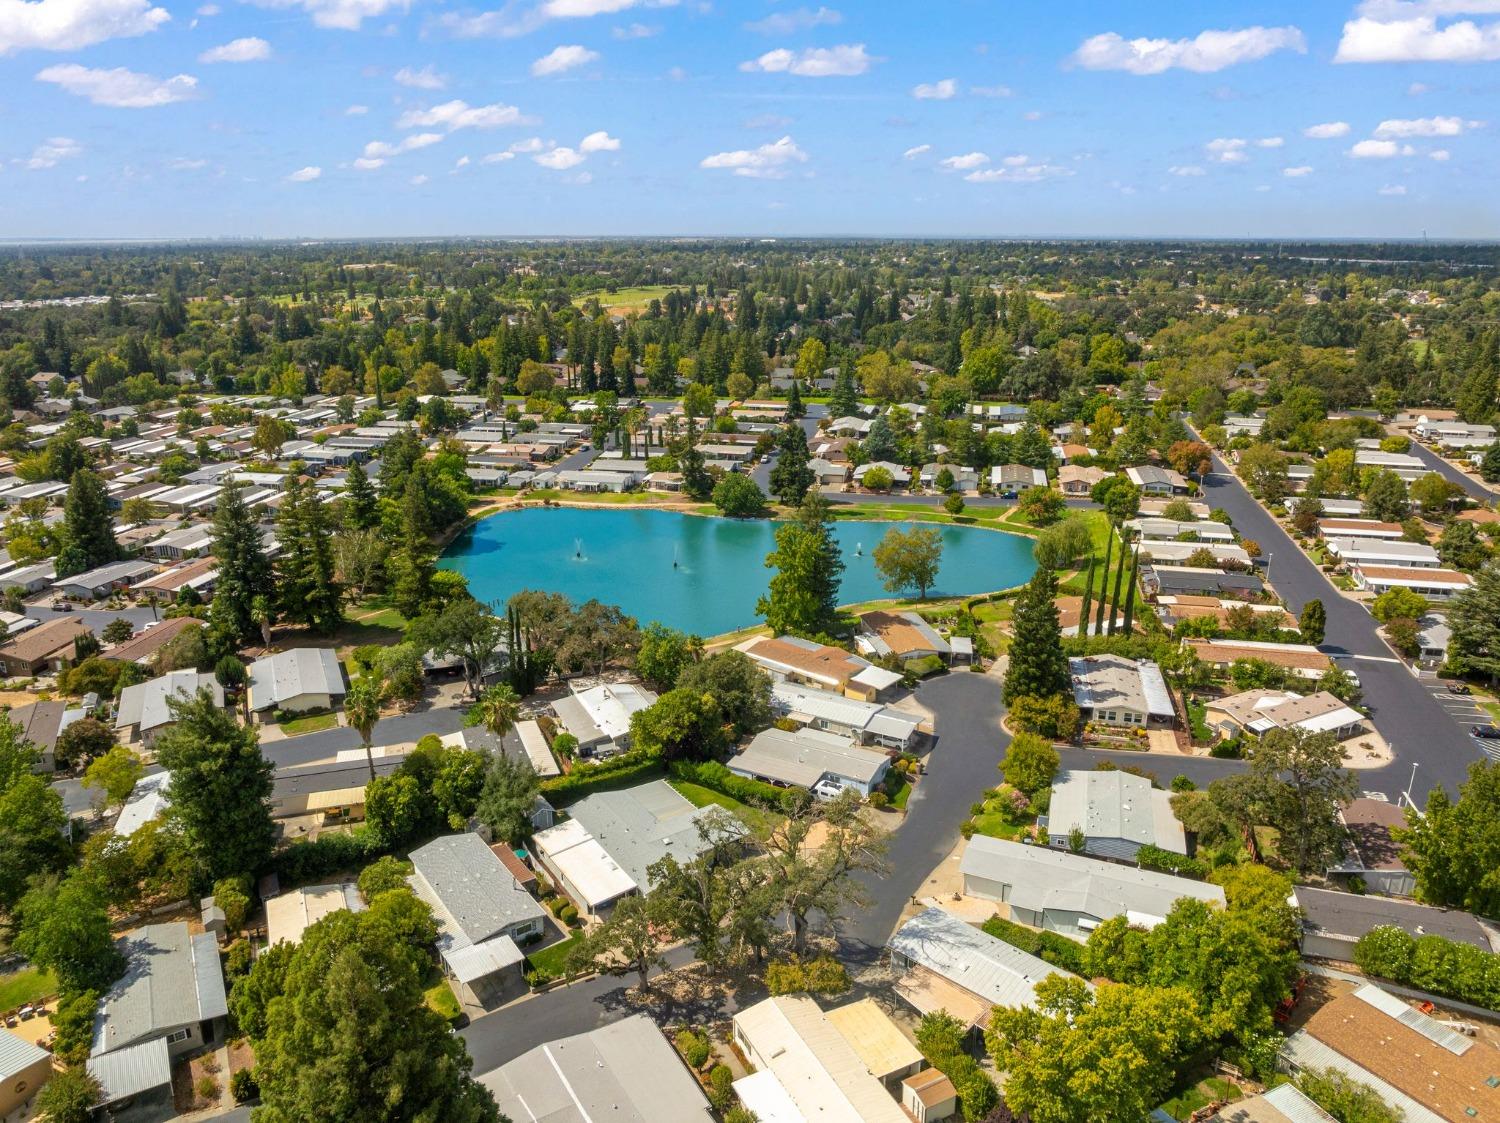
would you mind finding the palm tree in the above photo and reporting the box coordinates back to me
[251,595,275,651]
[467,683,521,742]
[344,677,385,783]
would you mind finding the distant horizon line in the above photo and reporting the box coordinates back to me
[1,233,1499,249]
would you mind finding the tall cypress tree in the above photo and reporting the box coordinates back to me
[1077,555,1096,639]
[1107,532,1128,637]
[343,460,379,531]
[1004,567,1069,705]
[1093,526,1114,636]
[209,476,275,650]
[787,377,805,418]
[276,476,343,634]
[830,356,858,417]
[55,468,124,578]
[1122,548,1139,637]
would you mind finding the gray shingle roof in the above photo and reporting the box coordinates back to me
[92,922,228,1055]
[408,832,546,947]
[248,647,346,710]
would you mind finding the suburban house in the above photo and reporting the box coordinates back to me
[732,996,926,1123]
[247,647,348,717]
[270,756,405,820]
[1203,690,1364,743]
[960,836,1224,941]
[888,907,1085,1036]
[1315,518,1403,540]
[1138,540,1254,569]
[730,726,893,798]
[1185,639,1331,680]
[1325,798,1416,897]
[853,460,912,488]
[1127,517,1235,543]
[115,770,172,837]
[102,616,202,666]
[1291,886,1498,962]
[1281,984,1499,1123]
[408,832,548,1007]
[1057,464,1110,496]
[1350,564,1473,601]
[0,616,92,676]
[6,698,82,772]
[738,634,903,702]
[1126,464,1189,495]
[770,681,922,750]
[480,1015,714,1123]
[532,780,736,918]
[265,883,365,946]
[1068,654,1176,729]
[0,1028,53,1119]
[551,681,657,755]
[88,922,228,1112]
[1043,769,1188,859]
[1325,537,1441,568]
[51,558,158,601]
[1143,566,1265,598]
[989,463,1047,495]
[1211,1085,1338,1123]
[857,610,952,663]
[1153,595,1297,633]
[114,669,223,745]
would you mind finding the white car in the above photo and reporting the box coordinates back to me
[812,779,845,802]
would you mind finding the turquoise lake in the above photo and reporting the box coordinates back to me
[438,507,1038,636]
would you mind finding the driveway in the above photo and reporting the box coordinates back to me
[1405,440,1496,504]
[259,706,468,769]
[1196,446,1484,803]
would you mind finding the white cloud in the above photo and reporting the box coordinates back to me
[1409,80,1431,94]
[198,35,270,62]
[902,143,931,159]
[744,5,840,34]
[394,64,445,89]
[542,0,675,16]
[964,159,1071,184]
[352,156,384,169]
[532,43,599,75]
[35,63,196,107]
[535,145,585,169]
[1256,135,1284,147]
[1373,114,1471,136]
[739,43,872,77]
[0,0,168,55]
[196,3,217,12]
[612,21,655,38]
[1349,138,1416,157]
[510,137,546,152]
[1206,137,1249,163]
[396,99,536,130]
[1336,14,1500,63]
[912,77,956,99]
[363,132,443,159]
[1071,25,1306,74]
[1282,164,1314,176]
[970,84,1012,97]
[481,150,514,163]
[939,151,989,170]
[568,170,592,184]
[167,155,208,170]
[699,134,808,178]
[410,173,428,184]
[1430,147,1451,159]
[1378,183,1408,194]
[286,165,321,182]
[1168,164,1206,176]
[578,129,619,152]
[345,103,368,115]
[247,0,409,31]
[1304,120,1351,138]
[22,135,80,168]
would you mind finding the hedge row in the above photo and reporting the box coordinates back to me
[271,827,386,885]
[1353,925,1500,1010]
[1135,844,1209,880]
[667,759,800,812]
[981,914,1089,977]
[540,751,665,804]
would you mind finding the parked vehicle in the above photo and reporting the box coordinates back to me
[1447,682,1471,695]
[1470,725,1500,740]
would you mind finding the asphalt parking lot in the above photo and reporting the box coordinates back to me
[1421,680,1500,761]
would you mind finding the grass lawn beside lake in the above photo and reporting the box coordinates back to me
[670,780,782,833]
[526,932,585,977]
[0,967,57,1010]
[280,712,339,736]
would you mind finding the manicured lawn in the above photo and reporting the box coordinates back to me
[884,773,912,810]
[0,967,57,1010]
[280,712,339,736]
[526,932,585,977]
[525,489,675,505]
[573,284,681,311]
[670,780,781,833]
[424,977,463,1024]
[1157,1075,1240,1120]
[970,812,1032,840]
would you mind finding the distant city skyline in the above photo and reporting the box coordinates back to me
[1,0,1497,238]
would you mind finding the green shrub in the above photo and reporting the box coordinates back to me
[559,904,579,926]
[1352,926,1500,1009]
[229,1069,258,1103]
[357,855,414,900]
[981,914,1089,976]
[546,896,569,917]
[273,827,384,884]
[1135,844,1208,880]
[868,791,890,809]
[541,751,664,803]
[675,1027,712,1070]
[707,1065,735,1112]
[905,654,946,678]
[667,758,797,811]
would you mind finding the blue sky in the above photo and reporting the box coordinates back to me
[2,0,1498,238]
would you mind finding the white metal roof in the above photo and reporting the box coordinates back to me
[889,907,1083,1010]
[442,934,523,984]
[532,820,638,909]
[87,1036,173,1105]
[0,1026,49,1080]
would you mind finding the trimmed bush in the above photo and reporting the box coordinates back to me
[1135,844,1208,880]
[668,758,801,812]
[675,1027,712,1070]
[1353,925,1500,1009]
[230,1069,258,1103]
[981,914,1088,977]
[707,1065,735,1112]
[559,904,579,926]
[541,752,664,803]
[272,827,384,885]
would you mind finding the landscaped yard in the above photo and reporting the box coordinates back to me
[0,967,56,1011]
[1156,1074,1240,1120]
[280,712,339,736]
[670,780,781,833]
[883,773,912,810]
[424,976,463,1024]
[526,932,585,978]
[573,284,681,312]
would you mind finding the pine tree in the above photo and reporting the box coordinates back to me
[830,357,858,418]
[209,477,275,650]
[1299,599,1326,645]
[343,460,379,531]
[55,469,123,578]
[275,476,343,633]
[757,491,844,637]
[769,422,814,506]
[1004,568,1069,705]
[787,378,805,418]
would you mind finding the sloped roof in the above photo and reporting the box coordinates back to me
[889,907,1083,1010]
[92,922,228,1055]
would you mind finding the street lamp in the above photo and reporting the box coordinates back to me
[1406,760,1418,805]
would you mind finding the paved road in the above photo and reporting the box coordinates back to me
[20,602,163,637]
[1405,440,1496,504]
[1198,450,1484,803]
[749,404,825,492]
[259,706,468,769]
